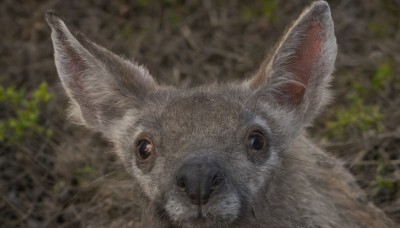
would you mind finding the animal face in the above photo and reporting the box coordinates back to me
[112,87,284,225]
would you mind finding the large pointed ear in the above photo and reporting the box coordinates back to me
[45,12,157,136]
[248,1,337,127]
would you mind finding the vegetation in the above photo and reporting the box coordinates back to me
[0,82,52,145]
[240,0,278,21]
[325,61,394,138]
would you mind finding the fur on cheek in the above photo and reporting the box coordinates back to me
[130,163,160,200]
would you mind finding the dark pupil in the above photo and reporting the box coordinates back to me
[138,140,151,159]
[249,135,264,150]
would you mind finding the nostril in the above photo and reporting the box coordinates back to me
[188,193,200,204]
[176,160,225,206]
[201,193,210,203]
[176,176,186,190]
[211,172,223,188]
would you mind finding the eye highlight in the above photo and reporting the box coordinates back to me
[136,138,154,160]
[246,131,266,151]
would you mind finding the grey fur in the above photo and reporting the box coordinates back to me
[46,1,396,228]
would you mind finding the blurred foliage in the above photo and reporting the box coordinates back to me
[373,163,400,194]
[372,61,393,92]
[132,0,203,27]
[325,61,394,138]
[326,100,383,137]
[240,0,278,21]
[0,82,53,145]
[137,0,150,7]
[367,0,399,38]
[53,180,67,194]
[368,20,391,37]
[76,164,96,187]
[376,175,396,192]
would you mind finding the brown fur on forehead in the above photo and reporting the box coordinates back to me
[118,84,254,137]
[158,87,254,137]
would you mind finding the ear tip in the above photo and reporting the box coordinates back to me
[310,1,331,16]
[302,1,334,30]
[312,1,330,9]
[45,10,62,28]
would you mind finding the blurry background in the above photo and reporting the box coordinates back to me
[1,0,399,227]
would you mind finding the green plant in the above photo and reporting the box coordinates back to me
[326,98,384,137]
[0,82,53,145]
[240,0,278,21]
[76,164,96,187]
[374,163,399,193]
[53,180,66,193]
[372,61,393,92]
[325,61,393,138]
[137,0,150,7]
[368,20,390,37]
[166,10,183,26]
[375,175,395,192]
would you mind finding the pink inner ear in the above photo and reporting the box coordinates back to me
[61,41,98,121]
[61,41,87,92]
[281,23,322,105]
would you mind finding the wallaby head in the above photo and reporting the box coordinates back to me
[46,1,344,227]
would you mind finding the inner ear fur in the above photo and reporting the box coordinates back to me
[46,12,157,134]
[248,1,337,125]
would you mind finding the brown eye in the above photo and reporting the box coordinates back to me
[137,138,154,160]
[246,131,266,150]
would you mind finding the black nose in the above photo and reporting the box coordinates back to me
[176,160,224,205]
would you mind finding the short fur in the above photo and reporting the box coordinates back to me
[46,1,396,228]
